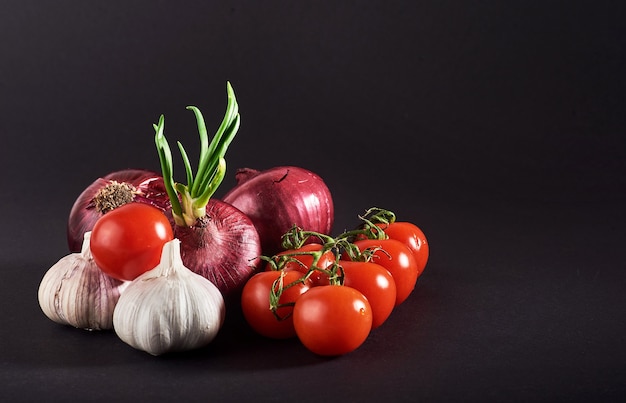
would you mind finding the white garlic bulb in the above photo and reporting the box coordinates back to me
[113,238,225,356]
[38,231,128,330]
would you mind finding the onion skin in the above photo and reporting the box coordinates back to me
[174,199,262,298]
[222,166,334,256]
[67,169,171,253]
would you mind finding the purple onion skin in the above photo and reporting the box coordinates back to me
[175,199,262,298]
[67,169,171,252]
[222,166,334,256]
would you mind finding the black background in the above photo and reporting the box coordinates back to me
[2,1,625,401]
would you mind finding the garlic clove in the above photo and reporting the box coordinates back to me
[113,238,225,356]
[37,232,128,330]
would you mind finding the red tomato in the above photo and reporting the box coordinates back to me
[241,270,311,339]
[351,239,418,306]
[90,203,174,281]
[293,285,372,356]
[272,243,336,286]
[376,222,429,275]
[340,260,396,329]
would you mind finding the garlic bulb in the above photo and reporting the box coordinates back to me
[38,231,128,330]
[113,238,225,356]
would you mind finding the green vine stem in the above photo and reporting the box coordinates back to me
[154,82,240,227]
[360,207,397,226]
[265,207,398,317]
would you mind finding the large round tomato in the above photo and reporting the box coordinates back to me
[351,239,418,306]
[377,222,429,275]
[340,260,396,329]
[293,285,372,356]
[90,203,174,281]
[241,270,311,339]
[271,243,336,286]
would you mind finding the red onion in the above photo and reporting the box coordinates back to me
[67,169,170,252]
[154,82,261,298]
[174,199,261,297]
[222,166,334,256]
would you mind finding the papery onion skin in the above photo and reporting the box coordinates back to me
[174,199,262,298]
[222,166,334,256]
[67,169,171,253]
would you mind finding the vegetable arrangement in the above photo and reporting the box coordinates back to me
[37,81,429,358]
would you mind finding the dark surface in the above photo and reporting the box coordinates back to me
[2,1,625,402]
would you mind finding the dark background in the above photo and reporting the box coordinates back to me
[2,1,625,401]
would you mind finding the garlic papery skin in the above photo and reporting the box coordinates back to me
[112,238,225,356]
[37,231,128,330]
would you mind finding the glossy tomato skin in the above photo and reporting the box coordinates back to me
[241,270,311,339]
[340,260,397,329]
[351,239,418,306]
[90,203,174,281]
[271,243,336,286]
[293,285,372,356]
[377,222,429,275]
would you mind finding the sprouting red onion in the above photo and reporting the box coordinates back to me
[222,166,334,256]
[153,82,262,298]
[67,169,171,252]
[174,199,261,297]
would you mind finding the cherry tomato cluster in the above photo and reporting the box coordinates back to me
[240,208,429,356]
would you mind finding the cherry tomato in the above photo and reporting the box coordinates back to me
[90,203,174,281]
[376,222,429,275]
[241,270,311,339]
[351,239,418,306]
[340,260,396,329]
[271,243,336,286]
[293,285,372,356]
